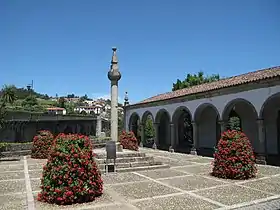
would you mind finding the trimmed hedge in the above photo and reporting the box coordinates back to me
[37,133,103,205]
[211,130,257,180]
[119,131,138,151]
[31,130,54,159]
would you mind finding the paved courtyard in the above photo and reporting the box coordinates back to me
[1,148,280,210]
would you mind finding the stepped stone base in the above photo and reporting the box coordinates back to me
[1,150,31,158]
[256,155,267,165]
[94,148,169,174]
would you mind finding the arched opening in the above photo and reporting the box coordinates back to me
[128,112,140,142]
[141,111,155,148]
[155,109,171,150]
[194,103,220,156]
[172,107,192,153]
[222,98,258,152]
[260,93,280,161]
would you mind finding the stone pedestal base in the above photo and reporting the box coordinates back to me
[256,154,266,165]
[116,142,123,152]
[190,147,197,155]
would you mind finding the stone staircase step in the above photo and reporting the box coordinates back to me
[95,151,146,159]
[93,143,106,149]
[98,160,162,169]
[95,156,153,164]
[1,150,31,157]
[99,164,170,174]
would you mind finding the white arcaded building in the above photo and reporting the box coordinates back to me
[124,66,280,165]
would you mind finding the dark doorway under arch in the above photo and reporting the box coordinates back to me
[222,99,258,153]
[129,113,140,143]
[156,110,170,151]
[173,108,193,153]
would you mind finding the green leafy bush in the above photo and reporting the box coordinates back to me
[119,131,138,151]
[31,130,54,159]
[228,116,241,131]
[38,133,103,205]
[211,130,257,180]
[144,117,155,144]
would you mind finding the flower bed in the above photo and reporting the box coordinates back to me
[31,130,54,159]
[119,131,138,151]
[211,130,257,180]
[38,133,103,205]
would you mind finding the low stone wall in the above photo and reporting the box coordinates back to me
[0,142,32,152]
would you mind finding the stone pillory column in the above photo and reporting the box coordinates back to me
[108,47,122,151]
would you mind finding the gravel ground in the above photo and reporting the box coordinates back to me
[0,149,280,209]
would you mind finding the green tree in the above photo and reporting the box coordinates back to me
[65,102,75,114]
[228,116,241,131]
[144,117,155,139]
[0,85,17,129]
[22,95,38,108]
[57,97,66,108]
[172,71,220,91]
[0,85,17,105]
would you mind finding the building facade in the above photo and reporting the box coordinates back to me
[124,66,280,164]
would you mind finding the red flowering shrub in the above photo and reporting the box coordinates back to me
[31,130,54,159]
[119,131,138,151]
[37,133,103,205]
[212,130,257,180]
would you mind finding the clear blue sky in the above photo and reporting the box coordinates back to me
[0,0,279,103]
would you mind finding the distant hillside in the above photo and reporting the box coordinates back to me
[0,85,50,100]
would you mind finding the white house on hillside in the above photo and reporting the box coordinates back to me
[46,107,67,115]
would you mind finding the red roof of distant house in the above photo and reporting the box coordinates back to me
[132,66,280,106]
[47,107,65,111]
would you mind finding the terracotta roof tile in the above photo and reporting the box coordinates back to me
[135,66,280,105]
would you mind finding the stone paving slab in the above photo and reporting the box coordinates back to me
[160,175,225,191]
[102,172,148,185]
[132,193,220,210]
[0,160,23,166]
[188,157,213,164]
[257,165,280,176]
[88,203,132,210]
[0,164,24,172]
[29,169,43,179]
[174,164,213,175]
[194,185,272,206]
[110,180,180,200]
[26,158,47,165]
[31,178,41,191]
[0,193,27,210]
[137,168,189,179]
[240,176,280,195]
[233,198,280,210]
[0,171,25,180]
[152,156,197,167]
[0,179,26,195]
[28,163,45,171]
[33,191,115,210]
